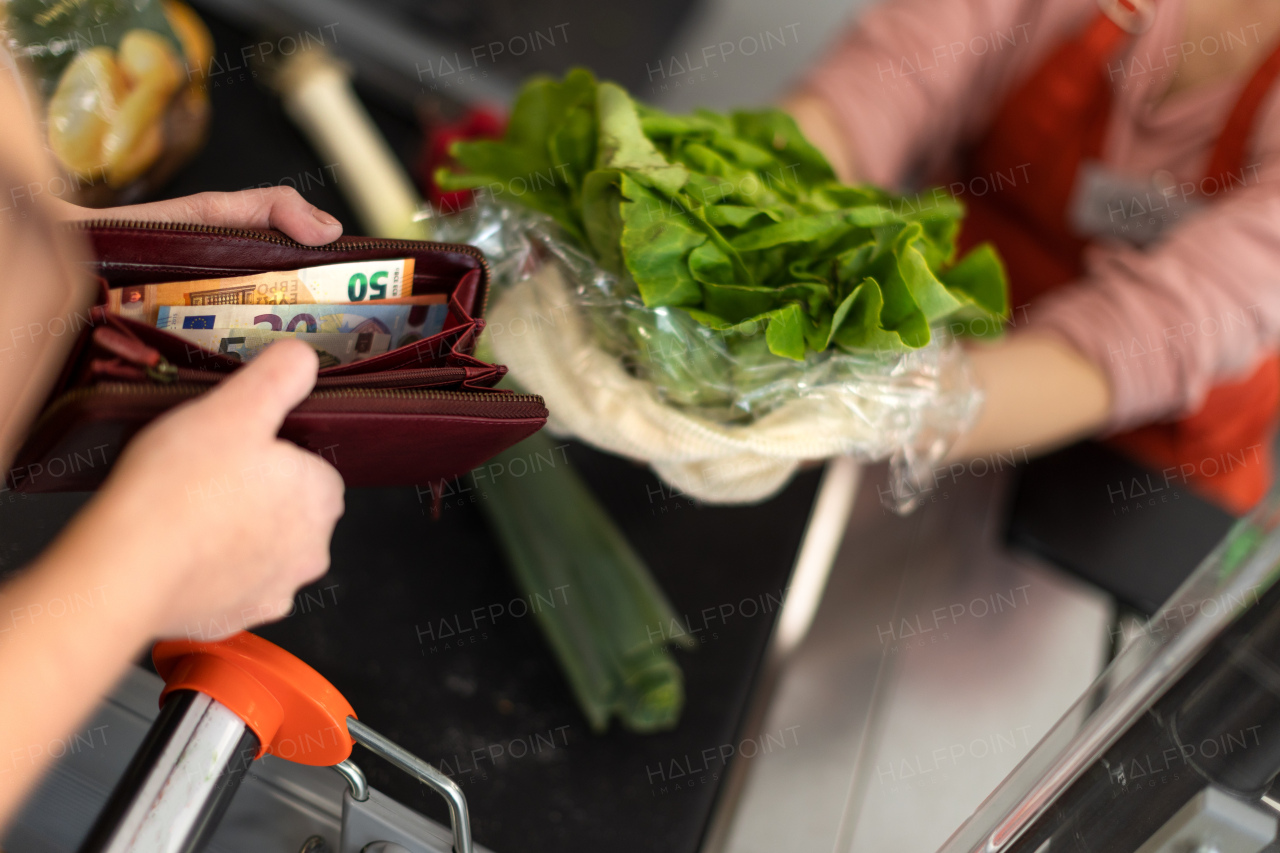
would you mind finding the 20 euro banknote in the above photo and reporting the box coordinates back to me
[156,302,448,348]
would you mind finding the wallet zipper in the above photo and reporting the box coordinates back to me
[36,382,547,427]
[67,219,495,316]
[90,360,477,391]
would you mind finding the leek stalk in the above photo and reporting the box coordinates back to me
[479,430,695,732]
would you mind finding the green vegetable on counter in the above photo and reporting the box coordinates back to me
[438,68,1009,364]
[479,431,696,732]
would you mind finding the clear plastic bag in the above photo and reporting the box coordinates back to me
[434,202,982,511]
[6,0,213,204]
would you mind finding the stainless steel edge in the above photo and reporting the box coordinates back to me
[938,508,1280,853]
[700,456,861,853]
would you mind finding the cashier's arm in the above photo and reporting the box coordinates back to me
[0,70,347,828]
[785,93,1111,460]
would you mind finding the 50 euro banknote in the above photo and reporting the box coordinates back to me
[170,328,392,368]
[156,302,448,348]
[108,258,434,323]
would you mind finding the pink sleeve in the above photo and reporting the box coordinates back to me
[1027,171,1280,430]
[799,0,1081,187]
[803,0,1280,429]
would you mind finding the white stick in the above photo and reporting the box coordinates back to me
[272,49,428,240]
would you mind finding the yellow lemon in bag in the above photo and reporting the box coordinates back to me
[22,0,213,199]
[102,93,169,187]
[47,48,126,177]
[104,30,185,186]
[118,29,183,93]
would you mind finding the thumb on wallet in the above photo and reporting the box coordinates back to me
[204,339,319,435]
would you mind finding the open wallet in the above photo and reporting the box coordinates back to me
[10,221,548,492]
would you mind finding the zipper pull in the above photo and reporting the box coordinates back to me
[93,326,179,383]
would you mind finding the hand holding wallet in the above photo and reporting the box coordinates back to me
[10,221,548,493]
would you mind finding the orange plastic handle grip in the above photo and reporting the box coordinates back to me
[153,632,356,765]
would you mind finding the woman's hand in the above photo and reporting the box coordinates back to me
[0,342,344,820]
[56,185,344,246]
[39,340,345,641]
[45,186,350,639]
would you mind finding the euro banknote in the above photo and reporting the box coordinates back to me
[170,328,392,368]
[108,258,430,323]
[156,302,448,348]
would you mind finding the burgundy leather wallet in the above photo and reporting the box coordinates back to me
[10,221,548,492]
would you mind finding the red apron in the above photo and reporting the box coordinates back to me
[956,3,1280,514]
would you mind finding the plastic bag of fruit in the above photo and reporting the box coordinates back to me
[5,0,213,204]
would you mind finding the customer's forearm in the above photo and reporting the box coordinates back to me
[949,333,1111,461]
[0,513,165,827]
